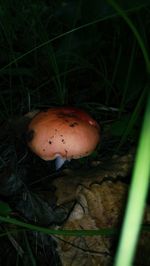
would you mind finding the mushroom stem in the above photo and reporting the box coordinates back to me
[55,156,67,170]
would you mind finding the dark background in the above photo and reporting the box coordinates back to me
[0,0,149,123]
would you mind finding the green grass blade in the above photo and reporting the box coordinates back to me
[0,215,149,239]
[0,215,117,236]
[114,94,150,266]
[0,18,108,73]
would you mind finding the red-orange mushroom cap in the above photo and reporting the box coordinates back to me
[26,107,100,169]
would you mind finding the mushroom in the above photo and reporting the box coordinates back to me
[26,107,100,169]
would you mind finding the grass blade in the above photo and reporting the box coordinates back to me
[114,93,150,266]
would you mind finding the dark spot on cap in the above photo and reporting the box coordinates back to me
[43,148,45,151]
[26,129,35,142]
[69,122,78,127]
[48,140,52,144]
[61,139,65,144]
